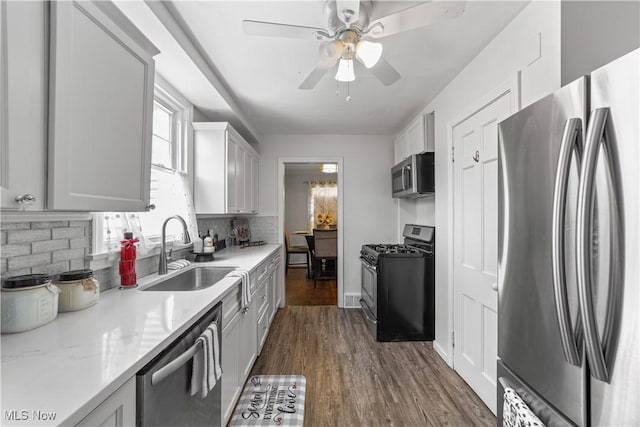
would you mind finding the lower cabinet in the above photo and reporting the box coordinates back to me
[221,309,242,424]
[221,280,260,425]
[220,250,283,424]
[76,377,135,427]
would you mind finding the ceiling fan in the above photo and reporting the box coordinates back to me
[243,1,466,90]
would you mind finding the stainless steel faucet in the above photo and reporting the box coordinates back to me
[158,215,191,275]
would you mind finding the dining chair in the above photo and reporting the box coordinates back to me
[284,230,310,278]
[312,228,337,288]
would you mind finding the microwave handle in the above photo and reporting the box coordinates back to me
[401,166,407,190]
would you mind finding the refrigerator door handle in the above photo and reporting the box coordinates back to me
[577,107,614,383]
[551,118,583,366]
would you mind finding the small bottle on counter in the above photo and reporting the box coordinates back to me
[119,232,138,289]
[203,231,215,253]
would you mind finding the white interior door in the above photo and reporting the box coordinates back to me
[453,93,513,413]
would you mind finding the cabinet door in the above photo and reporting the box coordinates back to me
[226,135,238,213]
[48,1,157,211]
[221,311,241,425]
[407,116,426,155]
[235,145,246,213]
[250,154,259,213]
[0,1,46,211]
[76,377,135,427]
[239,302,257,383]
[394,133,408,164]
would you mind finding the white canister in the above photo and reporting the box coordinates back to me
[1,274,60,334]
[55,269,99,312]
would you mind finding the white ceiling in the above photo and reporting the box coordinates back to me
[166,1,528,136]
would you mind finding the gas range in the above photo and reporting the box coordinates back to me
[359,224,436,342]
[360,224,435,265]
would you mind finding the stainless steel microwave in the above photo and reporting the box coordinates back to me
[391,153,434,198]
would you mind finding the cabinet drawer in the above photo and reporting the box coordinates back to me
[249,269,258,294]
[256,280,268,318]
[257,308,269,353]
[222,284,241,326]
[256,261,269,283]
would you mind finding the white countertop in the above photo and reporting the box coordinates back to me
[0,244,281,426]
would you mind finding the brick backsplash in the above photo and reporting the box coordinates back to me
[248,216,278,243]
[196,215,279,245]
[1,220,91,278]
[1,215,279,290]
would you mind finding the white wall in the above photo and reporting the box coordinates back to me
[397,1,562,362]
[258,134,396,297]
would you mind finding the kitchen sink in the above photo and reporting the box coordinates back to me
[141,267,236,291]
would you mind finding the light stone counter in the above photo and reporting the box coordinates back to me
[0,244,281,426]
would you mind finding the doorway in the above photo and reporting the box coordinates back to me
[278,158,344,307]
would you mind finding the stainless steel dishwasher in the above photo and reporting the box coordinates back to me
[137,302,222,427]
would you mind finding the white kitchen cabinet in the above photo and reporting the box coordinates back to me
[193,122,259,215]
[243,151,259,214]
[394,112,435,164]
[393,133,409,164]
[47,1,158,211]
[221,308,242,425]
[76,377,135,427]
[269,254,282,322]
[249,153,259,213]
[239,293,258,381]
[0,1,47,211]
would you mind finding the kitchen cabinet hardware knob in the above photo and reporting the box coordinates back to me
[15,194,36,205]
[146,204,156,211]
[473,151,480,163]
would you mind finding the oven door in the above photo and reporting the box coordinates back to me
[360,257,378,335]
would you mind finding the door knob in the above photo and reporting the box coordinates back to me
[473,151,480,163]
[491,282,498,291]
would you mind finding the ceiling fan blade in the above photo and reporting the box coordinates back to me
[365,57,401,86]
[243,20,327,39]
[367,1,466,39]
[336,0,360,28]
[299,64,333,90]
[299,41,345,90]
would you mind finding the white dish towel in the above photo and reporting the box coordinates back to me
[227,269,251,308]
[190,321,222,398]
[503,387,546,427]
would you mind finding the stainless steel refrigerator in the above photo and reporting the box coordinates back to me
[497,49,638,426]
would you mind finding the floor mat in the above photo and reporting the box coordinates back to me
[229,375,306,426]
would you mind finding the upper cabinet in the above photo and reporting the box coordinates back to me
[193,122,259,215]
[47,1,159,211]
[394,112,435,164]
[0,1,47,211]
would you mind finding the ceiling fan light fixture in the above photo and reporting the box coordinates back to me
[335,58,355,82]
[355,40,382,68]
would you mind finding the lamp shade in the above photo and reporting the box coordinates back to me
[335,58,355,82]
[355,40,383,68]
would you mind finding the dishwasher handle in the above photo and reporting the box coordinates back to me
[151,340,204,386]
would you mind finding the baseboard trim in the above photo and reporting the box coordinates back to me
[433,340,452,368]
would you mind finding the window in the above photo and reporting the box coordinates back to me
[308,181,338,230]
[92,79,197,259]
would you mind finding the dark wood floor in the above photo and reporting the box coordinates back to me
[285,267,337,306]
[250,306,495,426]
